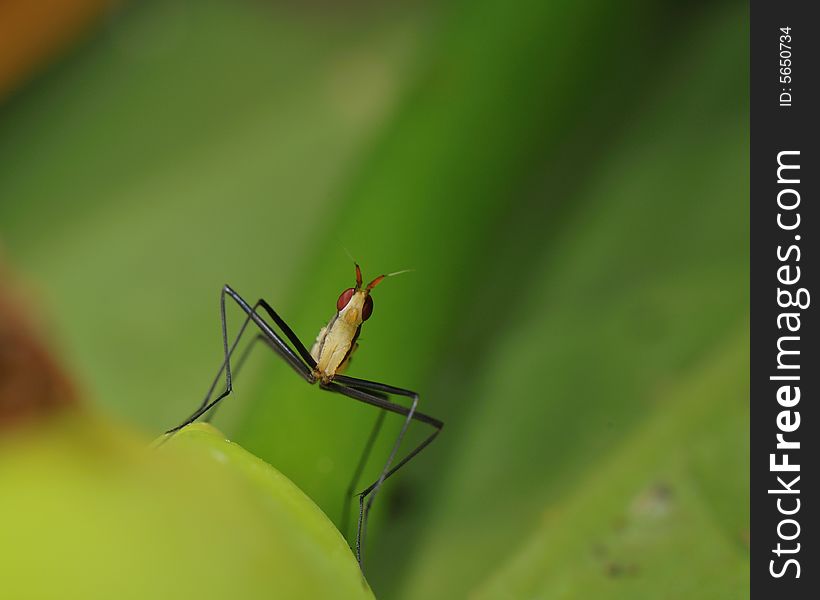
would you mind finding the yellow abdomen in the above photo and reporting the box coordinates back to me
[310,315,359,382]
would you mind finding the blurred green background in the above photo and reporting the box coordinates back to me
[0,0,748,598]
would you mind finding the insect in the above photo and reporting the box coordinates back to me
[164,264,443,568]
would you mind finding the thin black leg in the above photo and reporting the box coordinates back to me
[203,333,276,424]
[197,287,313,415]
[321,380,443,567]
[221,286,315,383]
[333,375,420,400]
[255,298,317,369]
[340,410,386,539]
[165,286,314,435]
[322,379,442,428]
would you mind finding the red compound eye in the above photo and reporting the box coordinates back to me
[362,295,374,321]
[337,288,355,312]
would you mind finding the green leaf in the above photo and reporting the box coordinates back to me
[0,419,373,600]
[472,330,749,599]
[386,5,749,597]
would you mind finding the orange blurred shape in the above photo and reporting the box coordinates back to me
[0,0,112,101]
[0,268,79,429]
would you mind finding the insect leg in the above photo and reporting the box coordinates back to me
[165,286,313,435]
[221,285,314,383]
[340,410,386,539]
[344,381,417,567]
[203,333,279,424]
[255,298,317,369]
[320,380,443,567]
